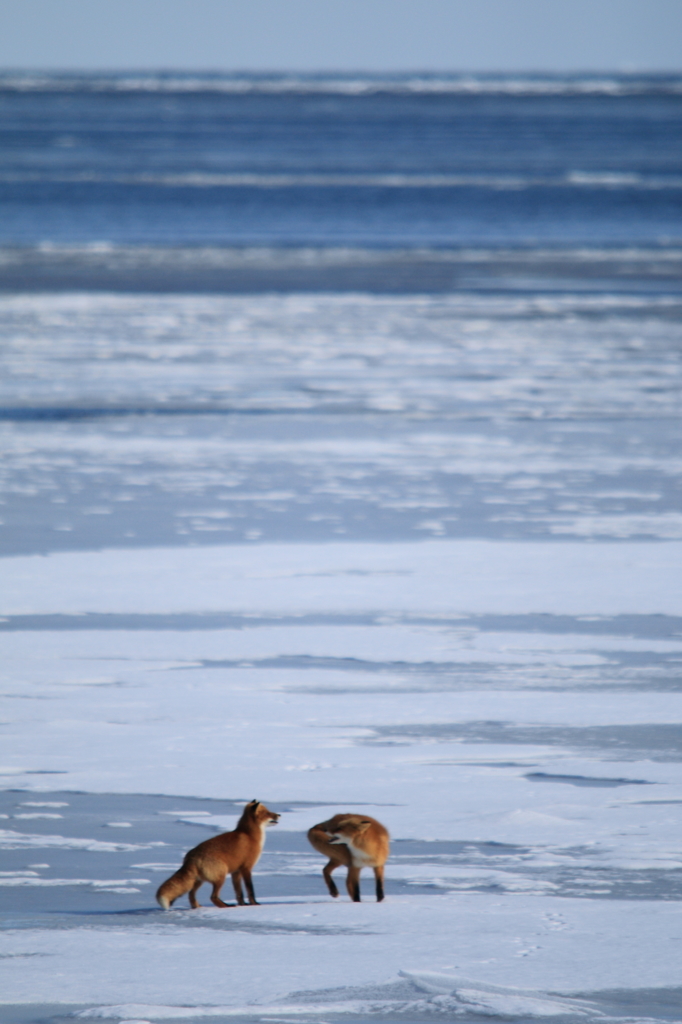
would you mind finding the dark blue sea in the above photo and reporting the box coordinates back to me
[1,71,682,252]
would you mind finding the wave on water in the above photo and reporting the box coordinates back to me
[5,242,682,263]
[2,71,682,95]
[2,171,682,190]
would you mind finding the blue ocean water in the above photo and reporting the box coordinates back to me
[1,71,681,249]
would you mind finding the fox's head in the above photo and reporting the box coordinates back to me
[247,799,280,827]
[328,818,372,845]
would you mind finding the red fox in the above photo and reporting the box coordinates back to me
[156,800,279,909]
[307,813,389,902]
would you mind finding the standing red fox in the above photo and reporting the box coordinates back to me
[307,813,390,902]
[156,800,280,909]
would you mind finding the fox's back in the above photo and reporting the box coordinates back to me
[308,814,353,864]
[185,829,257,872]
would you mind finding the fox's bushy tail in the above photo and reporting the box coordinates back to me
[156,863,196,909]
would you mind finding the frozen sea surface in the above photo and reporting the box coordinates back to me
[1,288,681,553]
[1,276,682,1024]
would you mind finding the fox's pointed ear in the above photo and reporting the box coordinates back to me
[358,820,372,832]
[252,800,260,808]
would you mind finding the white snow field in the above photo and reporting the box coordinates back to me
[1,288,681,1023]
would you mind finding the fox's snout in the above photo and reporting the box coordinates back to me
[267,814,280,826]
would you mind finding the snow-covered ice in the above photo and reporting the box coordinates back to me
[3,897,682,1011]
[1,289,681,1022]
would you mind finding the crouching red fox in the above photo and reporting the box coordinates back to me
[307,813,390,902]
[156,800,280,909]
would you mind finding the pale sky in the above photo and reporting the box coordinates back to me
[0,0,680,73]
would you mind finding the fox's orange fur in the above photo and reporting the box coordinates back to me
[156,800,279,909]
[307,813,389,902]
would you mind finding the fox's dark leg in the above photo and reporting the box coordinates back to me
[346,865,362,902]
[210,874,232,908]
[241,867,259,905]
[231,870,246,905]
[374,865,385,902]
[188,879,203,909]
[323,859,341,897]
